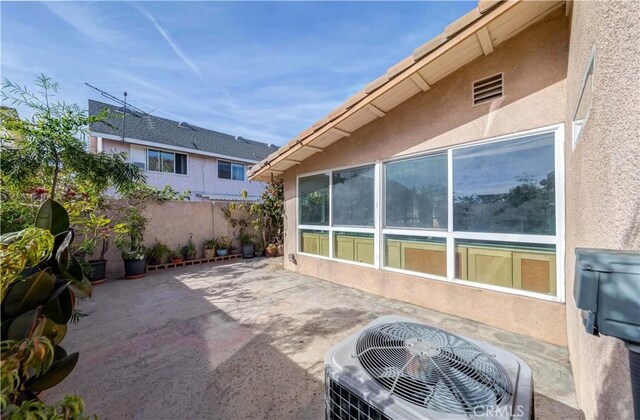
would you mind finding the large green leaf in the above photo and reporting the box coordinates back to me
[25,352,79,392]
[35,199,69,235]
[68,279,92,299]
[3,270,55,317]
[42,286,73,325]
[54,231,74,274]
[6,309,39,340]
[63,255,84,282]
[52,345,67,363]
[34,318,67,345]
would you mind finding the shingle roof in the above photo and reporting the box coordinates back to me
[89,100,277,162]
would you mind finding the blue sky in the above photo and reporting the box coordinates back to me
[1,1,475,145]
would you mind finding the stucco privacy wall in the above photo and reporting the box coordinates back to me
[564,1,640,418]
[282,10,570,346]
[103,201,236,278]
[99,138,265,201]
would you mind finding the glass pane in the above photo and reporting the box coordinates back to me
[147,149,160,172]
[175,154,187,175]
[299,229,329,257]
[385,154,447,229]
[232,163,245,181]
[299,174,330,226]
[333,231,374,265]
[384,235,447,277]
[453,133,555,235]
[332,166,375,227]
[161,151,175,173]
[218,161,231,179]
[455,239,556,295]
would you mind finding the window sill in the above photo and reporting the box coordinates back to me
[296,251,564,303]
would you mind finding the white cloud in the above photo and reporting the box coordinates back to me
[132,4,204,81]
[41,2,122,45]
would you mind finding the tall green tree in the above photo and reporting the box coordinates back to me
[1,75,143,202]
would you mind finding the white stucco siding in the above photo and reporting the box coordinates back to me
[99,138,265,201]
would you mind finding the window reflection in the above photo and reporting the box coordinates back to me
[299,174,330,226]
[385,154,447,229]
[332,166,375,227]
[453,134,555,235]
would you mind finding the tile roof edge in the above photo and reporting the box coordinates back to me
[250,0,511,180]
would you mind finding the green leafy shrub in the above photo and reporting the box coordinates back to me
[1,199,92,418]
[147,240,171,265]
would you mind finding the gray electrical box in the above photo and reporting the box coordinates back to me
[574,248,640,343]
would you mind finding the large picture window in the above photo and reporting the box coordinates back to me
[332,166,375,227]
[385,154,447,229]
[453,133,555,235]
[296,126,563,300]
[146,149,187,175]
[299,174,330,226]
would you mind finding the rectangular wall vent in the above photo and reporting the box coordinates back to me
[473,73,503,105]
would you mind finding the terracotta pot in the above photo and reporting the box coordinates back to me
[171,257,183,264]
[277,245,284,256]
[204,248,215,259]
[265,247,277,257]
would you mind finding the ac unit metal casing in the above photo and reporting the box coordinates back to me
[325,316,533,420]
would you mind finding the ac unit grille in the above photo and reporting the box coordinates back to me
[326,374,391,420]
[473,73,503,104]
[355,322,513,415]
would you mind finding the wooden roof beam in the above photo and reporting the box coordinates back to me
[301,144,323,152]
[477,27,494,55]
[365,103,386,117]
[330,127,351,137]
[409,73,431,92]
[283,158,303,165]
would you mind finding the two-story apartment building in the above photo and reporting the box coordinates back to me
[88,99,277,201]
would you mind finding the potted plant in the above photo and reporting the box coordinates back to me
[65,193,114,285]
[238,231,255,259]
[114,204,148,279]
[181,234,197,261]
[171,246,183,264]
[265,243,278,257]
[255,243,265,257]
[147,239,170,265]
[277,242,284,256]
[216,235,231,256]
[203,238,217,259]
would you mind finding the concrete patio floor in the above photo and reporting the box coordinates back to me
[45,258,581,419]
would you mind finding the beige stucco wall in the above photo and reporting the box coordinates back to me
[564,1,640,418]
[281,10,570,346]
[103,201,237,278]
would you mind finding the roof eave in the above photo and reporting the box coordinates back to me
[249,0,564,181]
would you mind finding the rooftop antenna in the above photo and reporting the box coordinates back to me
[122,91,127,141]
[85,83,147,115]
[85,82,160,139]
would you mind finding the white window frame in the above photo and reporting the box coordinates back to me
[218,160,247,182]
[145,148,188,176]
[296,123,565,302]
[297,163,378,268]
[572,47,595,150]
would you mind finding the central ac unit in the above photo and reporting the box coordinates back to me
[325,316,533,419]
